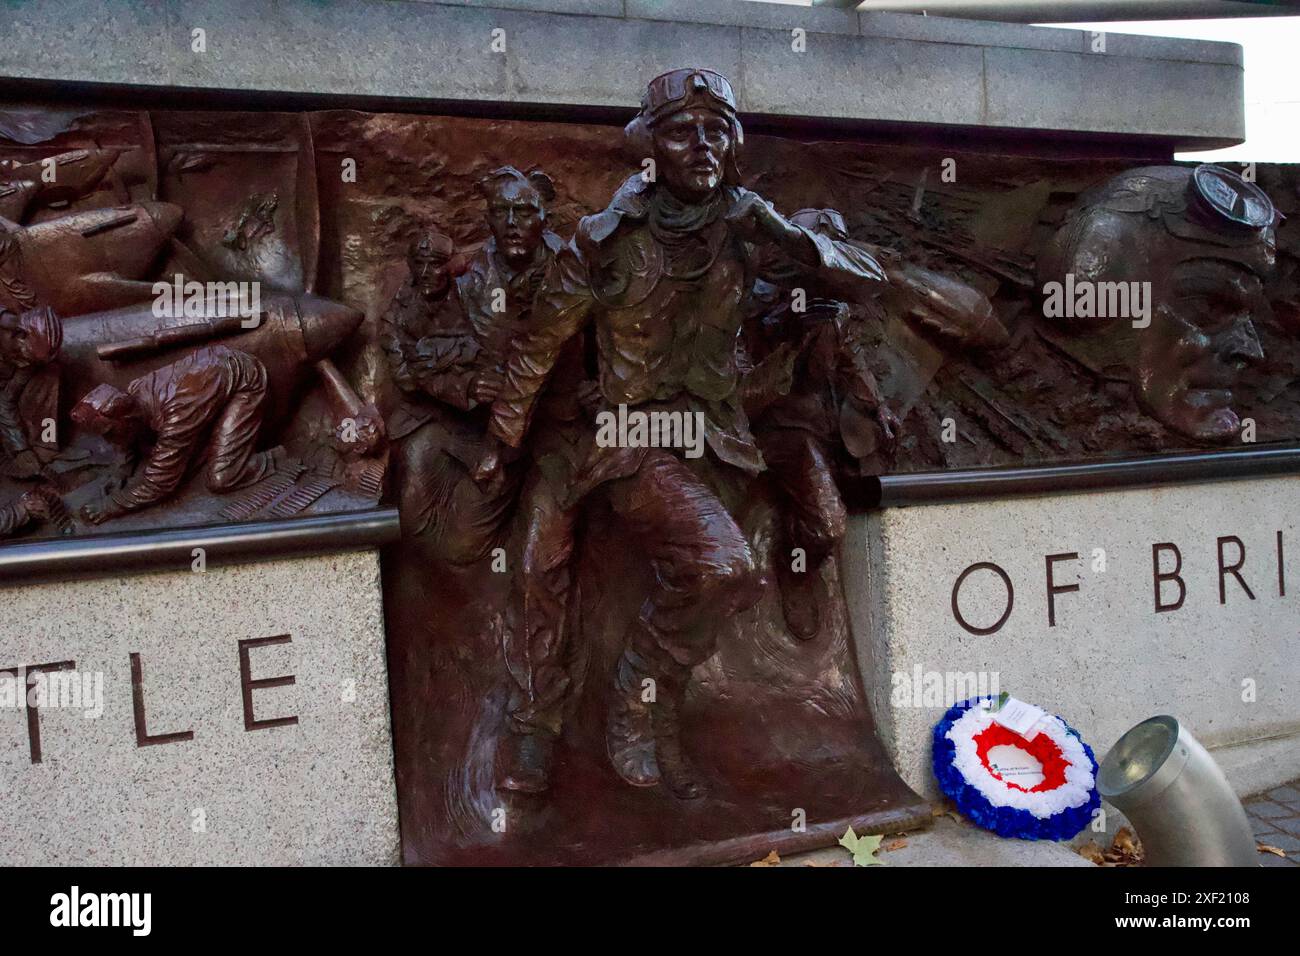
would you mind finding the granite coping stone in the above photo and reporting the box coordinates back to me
[408,0,1246,65]
[0,0,1246,148]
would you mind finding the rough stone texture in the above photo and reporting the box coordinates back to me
[858,10,1081,53]
[0,550,398,865]
[1077,29,1243,66]
[982,47,1244,142]
[739,29,987,125]
[843,475,1300,803]
[0,0,1245,148]
[413,0,626,15]
[626,0,861,35]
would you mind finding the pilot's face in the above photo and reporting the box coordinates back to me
[77,406,135,448]
[0,321,31,366]
[1134,259,1266,442]
[653,107,730,204]
[485,179,545,271]
[410,238,451,299]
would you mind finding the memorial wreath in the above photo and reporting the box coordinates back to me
[933,697,1100,841]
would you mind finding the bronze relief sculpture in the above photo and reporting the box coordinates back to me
[1037,165,1277,444]
[741,206,902,640]
[0,111,374,542]
[70,344,281,525]
[0,68,1296,865]
[0,304,61,479]
[475,70,902,800]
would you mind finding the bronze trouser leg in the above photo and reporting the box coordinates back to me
[603,449,764,679]
[503,468,578,738]
[757,427,847,573]
[393,426,455,539]
[205,379,272,493]
[0,499,27,537]
[396,426,524,564]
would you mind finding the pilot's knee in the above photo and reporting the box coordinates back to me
[700,543,763,615]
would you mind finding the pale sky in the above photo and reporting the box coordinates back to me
[1054,18,1300,162]
[752,2,1300,161]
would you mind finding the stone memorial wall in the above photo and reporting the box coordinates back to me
[0,0,1293,867]
[846,474,1300,805]
[0,550,398,865]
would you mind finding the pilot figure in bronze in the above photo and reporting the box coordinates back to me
[478,69,890,799]
[381,167,573,562]
[0,304,62,480]
[1038,164,1278,443]
[71,344,279,523]
[743,207,898,641]
[381,227,468,541]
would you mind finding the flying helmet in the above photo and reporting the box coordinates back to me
[624,68,744,184]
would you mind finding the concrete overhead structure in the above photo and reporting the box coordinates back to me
[0,0,1246,151]
[815,0,1298,20]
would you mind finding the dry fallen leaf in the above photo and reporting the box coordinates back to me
[1102,827,1144,866]
[838,827,885,866]
[1257,843,1287,858]
[749,850,781,867]
[1113,827,1138,853]
[1076,842,1107,865]
[884,838,909,852]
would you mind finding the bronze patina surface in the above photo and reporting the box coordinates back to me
[1,69,1296,864]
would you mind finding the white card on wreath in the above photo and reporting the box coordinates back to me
[991,696,1047,740]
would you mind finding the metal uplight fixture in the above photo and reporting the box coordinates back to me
[1098,715,1258,866]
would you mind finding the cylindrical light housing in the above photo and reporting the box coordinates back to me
[1098,715,1258,867]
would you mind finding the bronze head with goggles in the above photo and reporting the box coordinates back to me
[625,68,745,203]
[1038,164,1279,444]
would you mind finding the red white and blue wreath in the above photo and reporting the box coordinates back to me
[932,697,1099,841]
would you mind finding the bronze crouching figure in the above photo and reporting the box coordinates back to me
[742,207,898,640]
[70,343,280,524]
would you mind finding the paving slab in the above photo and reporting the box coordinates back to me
[1245,779,1300,865]
[774,816,1094,867]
